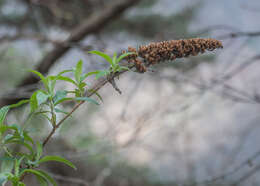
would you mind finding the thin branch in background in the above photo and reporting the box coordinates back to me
[0,33,93,51]
[232,163,260,186]
[192,150,260,186]
[218,31,260,40]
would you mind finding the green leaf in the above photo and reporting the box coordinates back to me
[53,98,73,106]
[88,50,113,66]
[38,156,76,170]
[89,89,103,103]
[56,76,77,86]
[74,97,99,105]
[36,170,57,186]
[78,82,87,91]
[36,91,49,105]
[0,175,7,185]
[53,90,68,105]
[46,76,57,95]
[0,106,9,125]
[57,69,73,76]
[1,156,14,173]
[75,60,83,83]
[112,52,117,66]
[20,169,57,186]
[18,181,26,186]
[80,71,100,82]
[29,70,48,91]
[95,70,110,79]
[54,96,99,106]
[116,52,135,64]
[35,174,49,186]
[0,125,11,134]
[0,172,12,185]
[30,91,38,113]
[48,70,74,94]
[8,100,29,109]
[36,142,43,161]
[5,140,34,155]
[15,157,24,177]
[118,66,130,71]
[30,91,49,113]
[95,92,103,103]
[23,131,34,145]
[54,108,69,115]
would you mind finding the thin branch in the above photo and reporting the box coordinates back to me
[232,163,260,186]
[219,31,260,40]
[0,33,93,51]
[187,149,260,186]
[42,68,128,147]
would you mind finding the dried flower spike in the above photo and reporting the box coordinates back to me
[123,38,223,73]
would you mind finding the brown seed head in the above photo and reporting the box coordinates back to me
[123,38,223,73]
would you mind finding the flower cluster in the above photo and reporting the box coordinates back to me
[123,38,223,73]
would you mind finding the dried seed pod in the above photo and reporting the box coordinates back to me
[123,38,222,73]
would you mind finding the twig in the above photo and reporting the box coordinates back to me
[232,163,260,186]
[186,150,260,186]
[108,76,122,94]
[42,67,128,147]
[219,31,260,40]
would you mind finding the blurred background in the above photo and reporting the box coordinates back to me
[1,0,260,185]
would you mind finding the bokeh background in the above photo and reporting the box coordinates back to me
[1,0,260,185]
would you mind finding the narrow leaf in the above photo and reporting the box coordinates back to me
[36,170,58,186]
[56,76,77,86]
[54,108,69,115]
[29,70,48,90]
[38,156,76,170]
[35,174,48,186]
[0,106,9,125]
[88,50,113,65]
[116,52,135,64]
[8,100,29,109]
[36,91,49,105]
[57,69,73,76]
[89,89,103,103]
[75,60,83,83]
[53,90,68,105]
[1,157,14,173]
[30,92,38,113]
[36,142,43,161]
[80,71,100,82]
[74,97,99,105]
[95,70,109,79]
[112,52,117,66]
[20,169,57,186]
[0,173,10,185]
[53,98,73,106]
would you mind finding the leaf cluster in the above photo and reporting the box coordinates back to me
[0,50,132,185]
